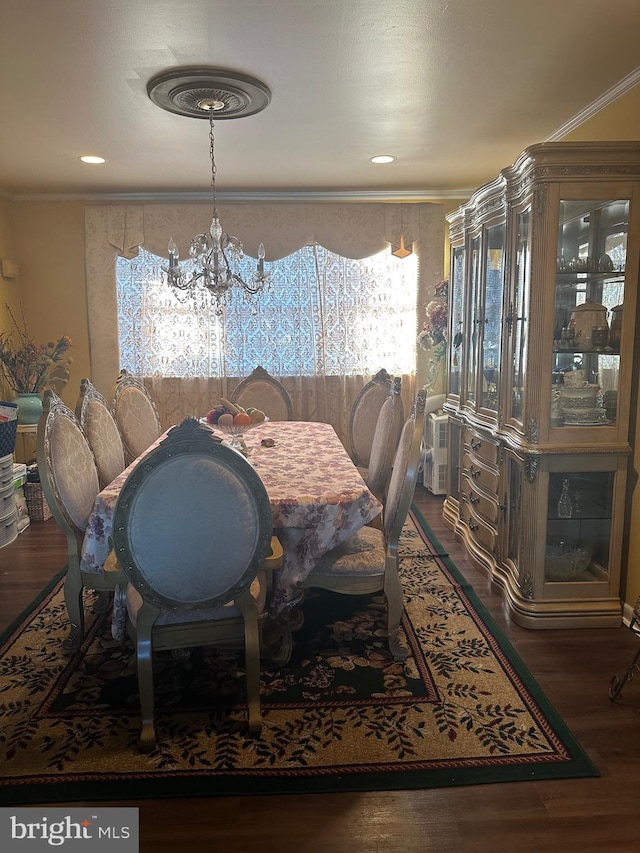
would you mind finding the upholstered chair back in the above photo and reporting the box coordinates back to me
[76,378,126,488]
[231,366,293,421]
[349,368,393,468]
[366,377,404,502]
[113,418,273,612]
[111,370,162,464]
[38,391,100,538]
[383,389,427,541]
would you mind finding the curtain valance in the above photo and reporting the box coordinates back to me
[86,201,444,395]
[103,201,439,262]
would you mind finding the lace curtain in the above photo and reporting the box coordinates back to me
[117,244,418,377]
[86,201,444,447]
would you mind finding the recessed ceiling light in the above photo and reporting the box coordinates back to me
[370,155,396,164]
[79,155,106,164]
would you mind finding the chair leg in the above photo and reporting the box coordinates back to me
[609,646,640,700]
[62,559,84,652]
[135,607,157,752]
[240,598,263,735]
[384,561,408,662]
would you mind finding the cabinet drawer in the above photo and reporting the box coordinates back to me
[464,427,499,467]
[462,451,499,497]
[460,500,497,554]
[460,473,499,525]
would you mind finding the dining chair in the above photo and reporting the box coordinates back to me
[37,390,123,651]
[111,416,283,751]
[348,368,393,468]
[75,378,126,489]
[110,369,162,464]
[358,376,404,503]
[300,388,426,662]
[231,366,293,421]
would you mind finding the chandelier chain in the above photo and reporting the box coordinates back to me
[209,118,217,215]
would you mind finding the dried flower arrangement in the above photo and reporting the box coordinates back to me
[0,303,72,395]
[417,279,448,351]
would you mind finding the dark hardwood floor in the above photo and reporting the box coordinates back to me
[2,485,640,852]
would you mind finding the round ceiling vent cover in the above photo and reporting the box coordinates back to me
[147,67,271,119]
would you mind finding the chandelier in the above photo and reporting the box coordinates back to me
[147,68,272,314]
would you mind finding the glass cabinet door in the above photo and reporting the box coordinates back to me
[509,209,531,425]
[480,223,505,412]
[448,245,465,398]
[545,470,614,585]
[465,236,481,407]
[552,198,628,431]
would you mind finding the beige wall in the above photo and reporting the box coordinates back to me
[4,201,90,409]
[0,195,18,397]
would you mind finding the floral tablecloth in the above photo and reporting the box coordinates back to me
[81,421,381,639]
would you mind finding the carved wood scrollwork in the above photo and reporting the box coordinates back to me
[526,417,538,444]
[525,455,538,482]
[534,183,548,215]
[521,571,534,600]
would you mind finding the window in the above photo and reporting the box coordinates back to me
[116,243,418,378]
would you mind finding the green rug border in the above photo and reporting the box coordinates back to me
[408,504,599,779]
[0,512,598,805]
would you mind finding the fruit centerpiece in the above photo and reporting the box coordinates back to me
[204,397,268,455]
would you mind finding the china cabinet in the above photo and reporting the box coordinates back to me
[443,142,640,628]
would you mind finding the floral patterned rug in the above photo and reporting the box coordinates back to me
[0,509,598,804]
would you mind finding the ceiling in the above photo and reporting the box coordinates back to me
[2,0,640,201]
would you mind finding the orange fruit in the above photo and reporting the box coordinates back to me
[233,412,252,426]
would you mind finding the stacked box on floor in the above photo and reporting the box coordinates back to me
[0,454,18,547]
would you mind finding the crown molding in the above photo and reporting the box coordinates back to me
[5,188,474,204]
[545,66,640,142]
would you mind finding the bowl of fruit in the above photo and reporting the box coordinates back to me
[204,398,268,455]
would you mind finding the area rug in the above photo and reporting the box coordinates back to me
[0,508,598,804]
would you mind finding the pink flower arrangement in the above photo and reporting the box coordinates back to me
[418,280,448,351]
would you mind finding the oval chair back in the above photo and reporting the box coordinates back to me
[75,378,126,488]
[111,369,162,464]
[231,366,293,421]
[349,368,393,468]
[365,376,404,502]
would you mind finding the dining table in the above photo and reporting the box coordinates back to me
[80,419,382,641]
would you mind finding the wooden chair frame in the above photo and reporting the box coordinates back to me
[301,389,426,661]
[112,417,282,750]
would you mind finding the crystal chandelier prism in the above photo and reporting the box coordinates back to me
[147,68,272,314]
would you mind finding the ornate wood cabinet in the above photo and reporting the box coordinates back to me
[443,142,640,628]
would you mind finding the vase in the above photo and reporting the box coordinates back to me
[11,393,43,425]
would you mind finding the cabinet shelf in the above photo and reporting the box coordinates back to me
[552,346,619,354]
